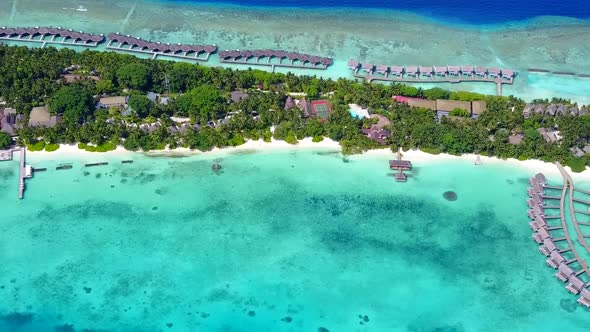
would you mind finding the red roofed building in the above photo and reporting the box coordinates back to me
[311,100,331,121]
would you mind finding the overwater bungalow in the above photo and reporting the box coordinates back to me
[434,66,447,77]
[502,69,515,79]
[527,196,542,209]
[555,263,575,282]
[420,66,433,78]
[488,67,501,78]
[375,65,389,75]
[578,288,590,308]
[547,251,566,269]
[566,276,586,295]
[535,173,547,184]
[395,170,407,182]
[528,187,542,198]
[220,49,332,70]
[461,65,474,77]
[390,66,404,77]
[539,238,558,256]
[532,204,545,217]
[533,227,550,244]
[389,160,412,170]
[475,66,487,77]
[0,26,104,47]
[447,65,460,76]
[107,33,216,61]
[529,216,547,231]
[361,63,374,73]
[405,66,418,78]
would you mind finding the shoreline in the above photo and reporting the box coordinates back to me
[23,138,590,181]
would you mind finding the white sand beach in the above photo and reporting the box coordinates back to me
[25,138,590,181]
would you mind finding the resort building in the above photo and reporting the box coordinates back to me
[284,96,295,110]
[472,101,487,116]
[0,108,23,136]
[523,103,585,118]
[538,128,560,143]
[296,98,313,117]
[435,99,471,113]
[362,114,392,145]
[392,96,437,110]
[392,96,487,117]
[230,91,249,103]
[28,106,62,128]
[508,134,524,145]
[97,96,128,109]
[62,74,100,84]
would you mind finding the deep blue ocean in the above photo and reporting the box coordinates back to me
[169,0,590,24]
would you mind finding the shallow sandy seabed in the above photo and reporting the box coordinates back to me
[0,0,589,103]
[27,137,590,183]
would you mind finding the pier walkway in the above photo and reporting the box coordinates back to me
[218,49,333,72]
[561,162,590,255]
[348,61,515,96]
[106,33,216,61]
[16,147,32,199]
[0,27,104,48]
[528,166,590,307]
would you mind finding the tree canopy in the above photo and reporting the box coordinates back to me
[49,85,94,124]
[0,132,11,149]
[117,63,149,90]
[174,85,226,121]
[128,94,154,118]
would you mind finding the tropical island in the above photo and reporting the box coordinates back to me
[1,45,589,171]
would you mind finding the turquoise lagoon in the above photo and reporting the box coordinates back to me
[1,148,590,331]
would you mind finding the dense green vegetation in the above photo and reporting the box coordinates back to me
[0,45,589,170]
[0,132,11,149]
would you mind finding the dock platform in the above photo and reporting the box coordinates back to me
[389,148,412,182]
[348,61,515,96]
[16,147,32,199]
[218,49,332,72]
[106,33,216,61]
[527,166,590,307]
[0,27,104,48]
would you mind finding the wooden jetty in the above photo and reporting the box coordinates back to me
[15,147,32,199]
[527,166,590,307]
[389,148,412,182]
[349,60,515,96]
[218,49,333,72]
[0,27,104,48]
[56,164,73,170]
[85,162,109,167]
[106,33,216,61]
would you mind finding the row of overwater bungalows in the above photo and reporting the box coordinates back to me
[528,173,590,307]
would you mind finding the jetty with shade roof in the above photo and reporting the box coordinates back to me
[106,33,216,61]
[0,26,104,48]
[527,166,590,307]
[388,148,412,182]
[218,49,332,72]
[348,61,516,96]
